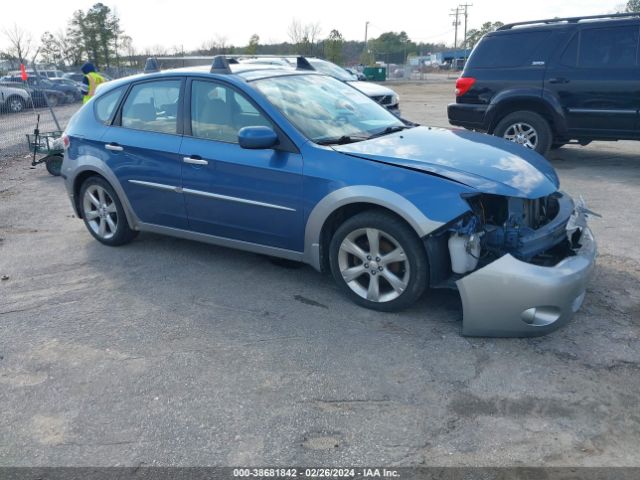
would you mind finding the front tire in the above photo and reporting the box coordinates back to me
[7,96,25,113]
[46,94,59,107]
[329,211,428,312]
[494,110,552,156]
[79,176,138,246]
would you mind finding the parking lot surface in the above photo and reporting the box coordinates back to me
[0,80,639,467]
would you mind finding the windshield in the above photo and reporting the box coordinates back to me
[253,74,405,144]
[308,59,356,81]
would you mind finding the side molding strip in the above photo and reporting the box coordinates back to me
[128,180,296,212]
[128,180,180,192]
[182,188,296,212]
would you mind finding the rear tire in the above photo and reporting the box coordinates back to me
[494,110,552,156]
[79,176,138,246]
[329,210,428,312]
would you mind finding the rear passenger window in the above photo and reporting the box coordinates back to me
[121,80,181,134]
[578,26,639,68]
[94,87,124,124]
[467,31,552,68]
[190,80,272,143]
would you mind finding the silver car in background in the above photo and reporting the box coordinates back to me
[239,56,401,114]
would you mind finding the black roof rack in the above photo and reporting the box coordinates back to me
[498,12,640,30]
[210,55,232,74]
[148,54,319,74]
[295,56,315,71]
[143,57,160,73]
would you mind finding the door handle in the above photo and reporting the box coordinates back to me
[549,77,569,84]
[105,143,123,151]
[183,156,208,165]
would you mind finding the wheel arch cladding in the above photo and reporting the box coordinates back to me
[73,167,137,229]
[317,203,421,274]
[303,186,446,272]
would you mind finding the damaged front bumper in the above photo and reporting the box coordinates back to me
[457,221,596,337]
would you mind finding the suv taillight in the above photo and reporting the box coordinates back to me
[62,133,70,150]
[455,77,476,97]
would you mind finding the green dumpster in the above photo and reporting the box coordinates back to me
[363,66,386,81]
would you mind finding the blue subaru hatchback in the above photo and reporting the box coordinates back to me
[61,56,596,337]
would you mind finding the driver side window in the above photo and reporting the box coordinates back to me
[190,80,272,143]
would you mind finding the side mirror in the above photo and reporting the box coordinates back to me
[238,126,278,149]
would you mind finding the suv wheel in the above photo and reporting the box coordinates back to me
[329,211,428,312]
[79,176,138,246]
[494,111,552,156]
[7,96,25,113]
[46,94,59,107]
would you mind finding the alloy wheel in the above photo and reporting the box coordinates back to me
[503,122,538,149]
[337,227,410,303]
[9,98,23,113]
[82,185,118,240]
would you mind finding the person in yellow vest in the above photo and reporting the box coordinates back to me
[80,62,106,104]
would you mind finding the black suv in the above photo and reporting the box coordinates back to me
[448,13,640,155]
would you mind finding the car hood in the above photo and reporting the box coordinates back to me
[333,126,560,199]
[0,85,26,95]
[347,80,396,97]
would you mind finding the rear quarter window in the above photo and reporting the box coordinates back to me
[467,31,553,68]
[94,86,125,124]
[578,26,639,68]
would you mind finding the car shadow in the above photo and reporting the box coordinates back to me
[82,230,465,337]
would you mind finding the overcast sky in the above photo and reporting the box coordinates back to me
[0,0,625,53]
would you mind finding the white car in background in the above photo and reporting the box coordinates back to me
[238,56,401,114]
[0,84,32,113]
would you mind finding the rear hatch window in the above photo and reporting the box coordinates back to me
[466,31,553,68]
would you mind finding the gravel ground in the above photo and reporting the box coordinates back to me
[0,80,638,467]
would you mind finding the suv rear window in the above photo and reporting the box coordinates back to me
[467,31,552,68]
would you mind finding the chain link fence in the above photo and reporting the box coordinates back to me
[0,99,80,159]
[359,63,461,83]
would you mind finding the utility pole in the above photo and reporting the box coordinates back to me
[459,3,473,54]
[364,21,370,51]
[450,7,461,51]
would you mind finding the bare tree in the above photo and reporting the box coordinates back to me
[144,44,168,56]
[3,24,33,63]
[214,35,230,53]
[120,35,137,67]
[287,19,322,55]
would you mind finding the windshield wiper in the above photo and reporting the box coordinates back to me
[367,125,411,139]
[315,135,369,146]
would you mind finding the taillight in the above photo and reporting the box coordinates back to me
[455,77,476,97]
[62,133,70,149]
